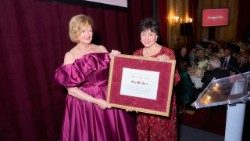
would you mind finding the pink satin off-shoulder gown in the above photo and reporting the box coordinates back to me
[55,53,137,141]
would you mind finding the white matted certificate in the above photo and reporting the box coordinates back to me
[120,68,159,100]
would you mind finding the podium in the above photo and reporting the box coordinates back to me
[192,71,250,141]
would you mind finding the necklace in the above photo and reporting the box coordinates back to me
[76,44,93,53]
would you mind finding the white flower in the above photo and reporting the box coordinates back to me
[197,60,209,69]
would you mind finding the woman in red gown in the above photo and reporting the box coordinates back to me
[133,18,180,141]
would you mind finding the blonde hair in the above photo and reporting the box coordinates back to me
[69,14,93,43]
[209,57,221,69]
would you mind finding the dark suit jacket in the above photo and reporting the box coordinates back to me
[201,68,231,90]
[220,56,239,73]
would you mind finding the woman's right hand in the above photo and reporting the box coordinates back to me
[94,99,111,109]
[109,50,121,59]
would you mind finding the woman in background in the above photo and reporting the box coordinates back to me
[55,14,137,141]
[175,46,190,67]
[133,17,180,141]
[238,53,250,73]
[189,46,197,67]
[201,56,230,90]
[175,60,197,112]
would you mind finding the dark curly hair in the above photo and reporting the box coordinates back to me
[139,17,160,36]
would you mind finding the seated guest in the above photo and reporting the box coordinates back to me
[220,47,239,74]
[196,48,207,62]
[201,57,230,90]
[196,48,210,70]
[230,43,241,59]
[239,53,250,73]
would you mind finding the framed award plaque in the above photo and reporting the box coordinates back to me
[107,54,176,117]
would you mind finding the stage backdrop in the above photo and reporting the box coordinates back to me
[0,0,156,140]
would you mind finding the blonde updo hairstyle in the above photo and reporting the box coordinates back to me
[69,14,93,43]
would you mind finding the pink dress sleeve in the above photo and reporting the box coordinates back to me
[54,53,110,87]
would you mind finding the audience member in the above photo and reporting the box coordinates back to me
[202,57,230,90]
[189,46,197,67]
[220,47,239,74]
[175,60,197,112]
[239,53,250,73]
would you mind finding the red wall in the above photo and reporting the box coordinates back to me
[0,0,153,140]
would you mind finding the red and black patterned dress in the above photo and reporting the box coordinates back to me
[133,47,180,141]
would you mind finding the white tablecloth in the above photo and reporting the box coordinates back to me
[190,75,203,89]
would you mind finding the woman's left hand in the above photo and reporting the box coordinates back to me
[109,50,121,58]
[157,54,169,62]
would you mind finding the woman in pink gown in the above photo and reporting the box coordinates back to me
[133,18,180,141]
[55,14,136,141]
